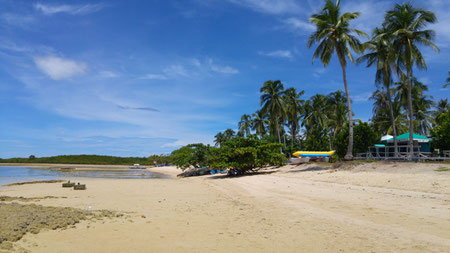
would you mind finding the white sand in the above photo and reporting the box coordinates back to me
[1,162,449,252]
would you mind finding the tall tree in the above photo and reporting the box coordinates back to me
[260,80,287,152]
[358,26,399,156]
[384,3,439,156]
[444,71,450,88]
[308,0,368,160]
[284,88,304,150]
[394,76,434,135]
[223,129,235,140]
[326,90,348,149]
[370,89,408,136]
[214,132,225,147]
[434,98,449,124]
[238,114,252,137]
[251,110,269,138]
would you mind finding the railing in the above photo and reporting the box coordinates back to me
[355,145,450,161]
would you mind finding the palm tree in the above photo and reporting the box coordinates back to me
[238,114,252,137]
[214,132,225,147]
[284,88,304,150]
[326,90,348,149]
[394,75,433,135]
[384,3,439,156]
[435,98,449,124]
[251,110,269,138]
[260,80,287,151]
[370,89,408,136]
[223,129,235,140]
[308,0,368,160]
[358,26,399,156]
[444,71,450,88]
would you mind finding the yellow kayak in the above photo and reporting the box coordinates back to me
[293,150,335,157]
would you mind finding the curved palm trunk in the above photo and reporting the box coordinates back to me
[385,83,398,157]
[276,120,282,153]
[338,55,354,160]
[406,69,414,158]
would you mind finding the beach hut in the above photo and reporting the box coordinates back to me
[381,132,431,152]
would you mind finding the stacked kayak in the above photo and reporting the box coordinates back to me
[292,150,335,158]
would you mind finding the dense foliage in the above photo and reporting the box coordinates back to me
[0,155,151,165]
[171,137,285,174]
[431,112,450,154]
[334,122,379,158]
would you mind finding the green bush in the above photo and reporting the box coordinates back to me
[171,136,285,174]
[334,122,378,158]
[431,112,450,154]
[171,144,211,170]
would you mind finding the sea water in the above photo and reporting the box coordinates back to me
[0,166,168,186]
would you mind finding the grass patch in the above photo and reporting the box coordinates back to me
[435,167,450,172]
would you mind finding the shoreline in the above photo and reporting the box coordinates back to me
[0,162,449,252]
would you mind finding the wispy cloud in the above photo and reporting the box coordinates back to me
[99,71,119,78]
[0,13,36,28]
[34,56,87,80]
[282,17,315,33]
[139,73,168,80]
[193,58,239,74]
[210,64,239,74]
[227,0,302,15]
[117,105,159,112]
[353,92,372,102]
[259,50,293,59]
[163,64,189,77]
[34,3,105,15]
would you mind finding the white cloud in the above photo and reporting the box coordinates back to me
[0,13,35,28]
[210,64,239,74]
[140,73,167,80]
[283,17,315,33]
[34,56,87,80]
[34,3,104,15]
[227,0,302,15]
[259,50,293,58]
[353,92,372,102]
[163,65,189,77]
[99,71,119,78]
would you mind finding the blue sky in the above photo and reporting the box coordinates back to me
[0,0,449,158]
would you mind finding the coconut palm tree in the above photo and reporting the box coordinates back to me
[358,26,399,156]
[444,71,450,88]
[284,87,305,150]
[238,114,252,137]
[384,3,439,156]
[394,76,434,135]
[308,0,368,160]
[223,129,235,140]
[370,89,408,136]
[326,90,348,149]
[435,98,449,125]
[260,80,287,151]
[214,132,225,147]
[251,110,269,138]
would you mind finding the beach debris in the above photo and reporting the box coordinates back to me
[62,181,75,188]
[74,183,86,190]
[88,206,92,212]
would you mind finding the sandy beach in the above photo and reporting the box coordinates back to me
[1,162,449,252]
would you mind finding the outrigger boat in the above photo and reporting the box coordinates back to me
[292,150,335,158]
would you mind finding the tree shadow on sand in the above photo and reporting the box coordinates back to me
[207,170,278,180]
[287,166,330,173]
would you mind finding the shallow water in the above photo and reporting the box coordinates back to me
[0,166,168,186]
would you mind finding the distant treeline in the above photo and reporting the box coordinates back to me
[0,155,152,165]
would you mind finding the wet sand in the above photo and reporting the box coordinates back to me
[0,162,449,252]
